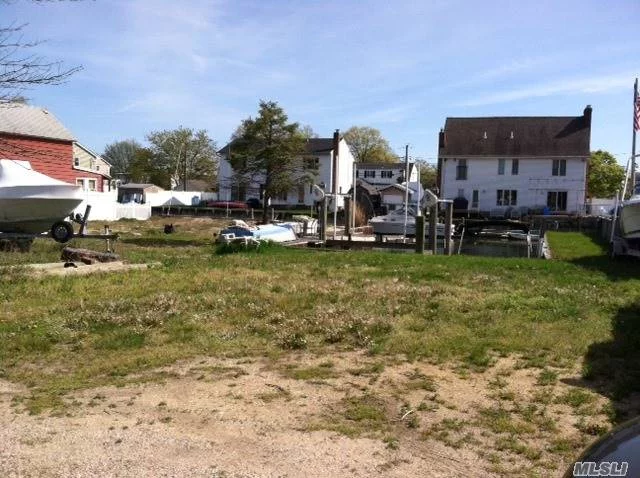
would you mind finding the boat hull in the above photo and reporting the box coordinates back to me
[619,200,640,239]
[0,185,83,234]
[218,222,297,243]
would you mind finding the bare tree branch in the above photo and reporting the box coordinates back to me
[0,21,82,104]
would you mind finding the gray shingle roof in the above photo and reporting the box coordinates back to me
[118,183,163,190]
[0,104,75,141]
[439,108,591,157]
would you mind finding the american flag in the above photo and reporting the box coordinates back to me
[635,94,640,131]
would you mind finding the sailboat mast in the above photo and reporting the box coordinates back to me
[632,78,638,191]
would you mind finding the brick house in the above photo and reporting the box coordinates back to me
[0,104,108,191]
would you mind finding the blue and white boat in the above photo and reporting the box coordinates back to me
[218,220,297,243]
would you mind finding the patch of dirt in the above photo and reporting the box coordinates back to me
[0,353,608,477]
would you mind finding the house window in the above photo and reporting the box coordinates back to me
[275,191,288,201]
[381,170,393,178]
[76,179,85,190]
[547,191,567,211]
[472,190,479,208]
[74,157,80,167]
[356,170,359,178]
[498,159,505,175]
[304,157,319,169]
[512,159,519,175]
[456,159,467,180]
[364,170,376,178]
[87,179,96,191]
[552,159,566,176]
[497,189,517,206]
[96,165,100,172]
[231,184,246,201]
[297,184,305,203]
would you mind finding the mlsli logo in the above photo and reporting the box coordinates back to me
[573,462,629,477]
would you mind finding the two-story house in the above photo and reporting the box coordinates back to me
[0,104,109,191]
[437,106,592,215]
[73,142,112,192]
[218,130,355,209]
[355,162,421,211]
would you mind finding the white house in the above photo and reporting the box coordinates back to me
[218,130,355,209]
[437,106,592,215]
[355,162,418,186]
[355,162,422,211]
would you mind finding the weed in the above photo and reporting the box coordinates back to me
[556,389,596,409]
[537,369,558,386]
[283,365,337,381]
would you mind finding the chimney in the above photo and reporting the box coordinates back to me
[332,129,340,194]
[583,105,592,127]
[438,128,446,150]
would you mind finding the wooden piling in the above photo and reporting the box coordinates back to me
[444,202,453,255]
[429,205,438,254]
[415,214,425,254]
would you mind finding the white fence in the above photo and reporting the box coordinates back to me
[73,190,218,221]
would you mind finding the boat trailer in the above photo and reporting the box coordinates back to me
[0,205,119,252]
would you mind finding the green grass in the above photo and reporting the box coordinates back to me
[1,228,639,413]
[282,362,338,380]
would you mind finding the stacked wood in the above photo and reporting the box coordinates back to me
[61,247,120,265]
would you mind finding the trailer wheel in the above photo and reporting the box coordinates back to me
[51,221,74,243]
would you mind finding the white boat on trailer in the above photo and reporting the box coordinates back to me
[0,159,83,243]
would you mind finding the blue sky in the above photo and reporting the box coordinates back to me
[3,0,639,164]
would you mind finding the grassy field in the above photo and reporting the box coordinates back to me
[1,219,639,476]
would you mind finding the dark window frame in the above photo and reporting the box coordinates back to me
[456,159,468,180]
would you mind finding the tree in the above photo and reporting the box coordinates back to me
[343,126,398,163]
[415,160,438,192]
[127,147,171,187]
[588,150,625,198]
[146,127,218,190]
[229,100,314,222]
[1,22,81,104]
[102,139,142,178]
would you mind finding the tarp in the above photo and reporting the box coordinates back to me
[0,159,74,187]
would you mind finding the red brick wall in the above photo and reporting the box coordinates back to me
[0,133,106,191]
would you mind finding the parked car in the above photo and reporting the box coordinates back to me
[563,416,640,477]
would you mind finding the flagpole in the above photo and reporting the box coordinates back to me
[632,78,638,193]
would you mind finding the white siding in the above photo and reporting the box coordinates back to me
[217,137,355,211]
[440,157,587,213]
[355,163,418,187]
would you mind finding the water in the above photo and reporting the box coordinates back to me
[455,238,544,258]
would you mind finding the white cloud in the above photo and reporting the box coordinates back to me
[460,72,637,107]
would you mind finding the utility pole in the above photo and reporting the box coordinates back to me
[183,142,188,191]
[402,144,410,238]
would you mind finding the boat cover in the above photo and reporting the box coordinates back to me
[0,159,74,186]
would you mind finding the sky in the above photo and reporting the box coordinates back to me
[2,0,639,164]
